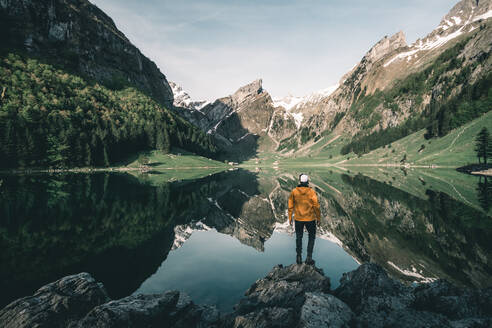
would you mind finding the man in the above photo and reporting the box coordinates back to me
[288,174,321,265]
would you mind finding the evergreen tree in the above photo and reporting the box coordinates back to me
[474,127,491,165]
[0,53,218,169]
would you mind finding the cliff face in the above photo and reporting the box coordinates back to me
[170,79,282,160]
[172,79,308,160]
[0,0,174,108]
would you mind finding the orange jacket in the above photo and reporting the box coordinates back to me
[288,186,321,223]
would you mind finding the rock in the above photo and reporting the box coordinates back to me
[334,263,413,313]
[173,79,277,160]
[224,263,332,328]
[412,280,492,320]
[232,79,263,105]
[3,263,492,328]
[76,291,220,328]
[233,307,295,328]
[364,31,407,64]
[75,291,179,327]
[0,273,219,328]
[299,292,353,328]
[234,263,331,315]
[268,108,298,141]
[170,81,208,111]
[0,272,109,328]
[334,263,492,328]
[380,308,451,328]
[451,317,492,328]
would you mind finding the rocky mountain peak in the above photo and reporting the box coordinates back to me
[169,81,208,111]
[437,0,492,34]
[363,31,407,63]
[232,79,264,104]
[440,0,492,29]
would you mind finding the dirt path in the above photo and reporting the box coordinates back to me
[471,169,492,176]
[418,120,476,163]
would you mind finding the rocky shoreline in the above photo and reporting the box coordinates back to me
[1,263,491,328]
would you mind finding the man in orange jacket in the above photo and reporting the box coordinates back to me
[288,173,321,265]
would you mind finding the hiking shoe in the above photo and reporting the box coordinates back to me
[305,255,315,266]
[296,254,302,265]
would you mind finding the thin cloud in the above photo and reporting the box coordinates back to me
[89,0,456,101]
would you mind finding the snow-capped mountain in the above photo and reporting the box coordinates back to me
[169,0,492,160]
[384,0,492,68]
[169,81,209,111]
[271,84,340,129]
[273,84,339,111]
[272,0,492,154]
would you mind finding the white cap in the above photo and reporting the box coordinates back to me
[300,174,309,183]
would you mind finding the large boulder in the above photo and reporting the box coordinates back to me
[334,263,413,313]
[412,280,492,322]
[234,263,331,315]
[299,292,353,328]
[334,263,492,328]
[0,273,220,328]
[0,273,109,328]
[76,292,220,328]
[226,263,335,328]
[233,307,295,328]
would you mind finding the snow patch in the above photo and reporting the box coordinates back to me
[291,112,304,129]
[473,9,492,22]
[387,261,437,283]
[273,95,304,111]
[237,133,252,142]
[318,231,344,247]
[170,81,209,110]
[172,219,212,250]
[451,16,462,25]
[273,84,339,111]
[384,27,464,67]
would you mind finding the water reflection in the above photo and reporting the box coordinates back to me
[137,230,357,312]
[477,176,491,213]
[0,168,491,311]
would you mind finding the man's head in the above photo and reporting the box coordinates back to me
[299,174,309,185]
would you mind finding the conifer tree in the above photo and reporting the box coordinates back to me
[475,127,491,165]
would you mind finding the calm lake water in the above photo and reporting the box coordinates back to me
[0,168,491,311]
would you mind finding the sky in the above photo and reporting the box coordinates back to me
[90,0,458,101]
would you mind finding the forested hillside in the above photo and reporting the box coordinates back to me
[0,54,218,169]
[340,38,492,156]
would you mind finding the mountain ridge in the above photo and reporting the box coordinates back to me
[272,0,492,159]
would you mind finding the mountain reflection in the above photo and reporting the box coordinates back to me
[1,168,491,309]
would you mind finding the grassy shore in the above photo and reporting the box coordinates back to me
[274,110,492,169]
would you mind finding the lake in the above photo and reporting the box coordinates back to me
[0,167,491,312]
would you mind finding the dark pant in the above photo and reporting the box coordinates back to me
[295,220,316,256]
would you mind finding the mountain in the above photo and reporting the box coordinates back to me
[169,81,209,111]
[170,79,320,161]
[278,0,492,158]
[0,0,218,169]
[169,79,293,160]
[167,0,491,164]
[0,0,174,109]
